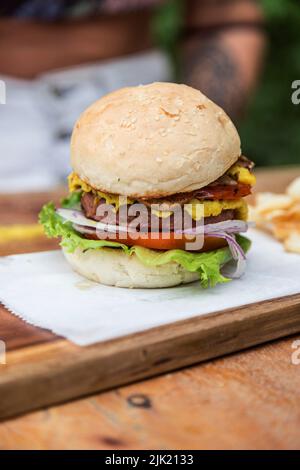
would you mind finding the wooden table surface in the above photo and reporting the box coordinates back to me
[0,167,300,450]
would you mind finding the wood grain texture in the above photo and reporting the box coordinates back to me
[0,307,59,351]
[252,165,300,195]
[0,187,65,225]
[1,293,300,421]
[0,189,63,348]
[0,334,299,450]
[0,167,300,448]
[0,188,64,256]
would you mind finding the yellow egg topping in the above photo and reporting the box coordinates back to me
[185,198,248,221]
[68,165,251,222]
[68,173,133,211]
[228,165,256,186]
[151,209,174,219]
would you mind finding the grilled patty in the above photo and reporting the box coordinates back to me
[80,156,253,231]
[81,192,237,232]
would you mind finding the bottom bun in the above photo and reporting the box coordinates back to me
[63,246,199,288]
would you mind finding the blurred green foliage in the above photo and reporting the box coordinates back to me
[152,0,184,77]
[154,0,300,167]
[240,0,300,166]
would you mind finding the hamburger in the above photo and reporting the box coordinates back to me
[40,82,255,288]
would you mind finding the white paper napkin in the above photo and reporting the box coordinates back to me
[0,229,299,346]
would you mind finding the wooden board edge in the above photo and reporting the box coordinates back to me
[1,293,300,420]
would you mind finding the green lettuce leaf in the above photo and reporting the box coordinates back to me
[39,202,251,288]
[61,191,82,209]
[39,202,128,253]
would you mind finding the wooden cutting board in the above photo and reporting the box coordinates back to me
[1,168,300,421]
[1,292,300,421]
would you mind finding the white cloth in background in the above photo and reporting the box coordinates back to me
[0,50,172,193]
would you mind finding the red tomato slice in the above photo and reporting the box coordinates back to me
[84,231,227,252]
[203,183,251,200]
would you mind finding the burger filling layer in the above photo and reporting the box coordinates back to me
[39,156,255,287]
[68,156,254,232]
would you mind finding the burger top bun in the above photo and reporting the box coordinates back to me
[71,82,241,198]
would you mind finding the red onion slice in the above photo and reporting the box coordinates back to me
[58,209,248,279]
[72,224,97,236]
[210,232,247,279]
[57,208,133,234]
[176,219,251,236]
